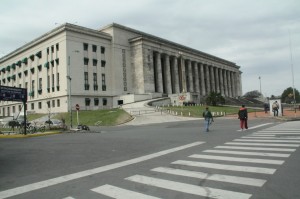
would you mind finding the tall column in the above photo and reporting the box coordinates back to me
[210,65,215,92]
[200,63,206,96]
[205,64,211,94]
[187,60,193,92]
[172,56,180,93]
[180,56,187,93]
[194,62,200,93]
[155,52,163,93]
[215,67,220,93]
[231,72,236,97]
[163,54,172,94]
[219,68,224,96]
[228,71,232,97]
[224,69,228,96]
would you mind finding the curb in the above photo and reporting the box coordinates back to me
[0,131,62,139]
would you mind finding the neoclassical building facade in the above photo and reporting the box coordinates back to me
[0,23,242,116]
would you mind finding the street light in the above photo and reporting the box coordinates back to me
[67,50,79,128]
[258,76,262,95]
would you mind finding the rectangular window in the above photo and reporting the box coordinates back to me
[57,99,60,107]
[93,73,98,90]
[31,80,34,91]
[101,60,106,67]
[51,45,54,53]
[31,103,34,110]
[56,43,59,51]
[92,45,97,52]
[47,101,50,108]
[52,100,55,107]
[84,72,89,90]
[94,98,99,106]
[84,58,89,65]
[102,73,106,91]
[85,98,91,106]
[52,74,55,91]
[101,46,105,54]
[103,98,107,106]
[56,73,60,91]
[38,102,42,109]
[47,48,49,55]
[93,59,97,66]
[83,43,88,51]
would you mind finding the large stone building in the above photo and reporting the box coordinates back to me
[0,23,242,116]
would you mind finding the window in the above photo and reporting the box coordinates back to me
[83,43,88,51]
[38,78,42,94]
[38,102,42,109]
[101,60,106,67]
[57,99,60,107]
[103,98,107,106]
[31,103,34,110]
[84,58,89,65]
[93,73,98,90]
[84,72,89,90]
[101,46,105,54]
[25,82,28,90]
[51,45,54,53]
[56,73,60,91]
[92,45,97,52]
[94,98,99,106]
[102,74,106,91]
[56,43,59,51]
[93,59,97,66]
[85,98,91,106]
[52,100,55,107]
[47,75,50,92]
[47,101,50,108]
[52,74,55,91]
[47,48,49,55]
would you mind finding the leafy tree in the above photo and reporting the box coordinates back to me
[206,91,225,106]
[243,90,262,98]
[281,87,300,103]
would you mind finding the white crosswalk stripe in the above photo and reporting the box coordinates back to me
[203,149,291,157]
[241,136,300,139]
[189,154,284,165]
[234,139,300,143]
[91,184,161,199]
[172,160,276,174]
[126,175,252,199]
[215,146,296,152]
[225,142,300,147]
[151,167,266,187]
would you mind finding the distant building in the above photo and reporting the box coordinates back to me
[0,23,242,116]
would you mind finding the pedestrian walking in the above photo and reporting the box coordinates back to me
[238,105,248,131]
[202,107,214,132]
[272,101,279,116]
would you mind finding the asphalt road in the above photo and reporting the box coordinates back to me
[0,117,300,199]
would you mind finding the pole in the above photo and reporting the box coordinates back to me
[68,56,73,128]
[258,76,262,94]
[288,31,296,115]
[23,101,26,135]
[77,110,79,125]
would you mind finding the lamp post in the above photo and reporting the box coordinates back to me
[67,50,79,128]
[258,76,262,95]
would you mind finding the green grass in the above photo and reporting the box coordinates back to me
[161,105,259,117]
[54,108,132,126]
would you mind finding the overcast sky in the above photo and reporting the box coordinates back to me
[1,0,299,97]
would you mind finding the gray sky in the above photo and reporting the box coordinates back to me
[1,0,299,97]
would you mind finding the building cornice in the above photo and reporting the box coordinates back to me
[0,23,111,63]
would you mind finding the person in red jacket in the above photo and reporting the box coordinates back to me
[238,105,248,130]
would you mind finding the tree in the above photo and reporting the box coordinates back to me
[206,91,225,106]
[243,90,262,98]
[281,87,300,103]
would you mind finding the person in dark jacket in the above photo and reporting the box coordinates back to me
[238,105,248,131]
[202,107,214,132]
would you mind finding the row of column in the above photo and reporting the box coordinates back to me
[153,51,241,97]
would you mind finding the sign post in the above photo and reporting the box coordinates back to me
[75,104,80,126]
[0,86,27,134]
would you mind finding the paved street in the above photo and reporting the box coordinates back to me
[1,118,300,199]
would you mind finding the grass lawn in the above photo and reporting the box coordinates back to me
[161,105,260,117]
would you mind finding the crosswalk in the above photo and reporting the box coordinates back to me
[64,124,300,199]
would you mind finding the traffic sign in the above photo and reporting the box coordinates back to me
[75,104,80,110]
